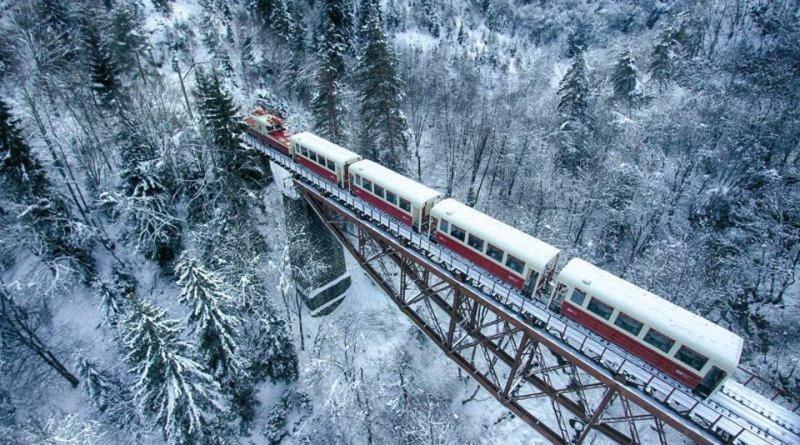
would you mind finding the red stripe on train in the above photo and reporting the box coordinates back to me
[560,302,702,388]
[352,187,413,226]
[435,233,525,289]
[295,156,338,184]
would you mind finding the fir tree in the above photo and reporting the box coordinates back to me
[107,2,148,77]
[611,49,638,104]
[417,0,440,37]
[121,164,181,266]
[311,20,349,144]
[0,99,48,200]
[81,17,120,106]
[38,0,74,51]
[194,68,268,192]
[76,357,134,428]
[650,30,674,86]
[557,52,589,123]
[355,9,409,171]
[152,0,173,15]
[0,100,95,280]
[176,254,242,379]
[269,0,296,45]
[123,299,224,445]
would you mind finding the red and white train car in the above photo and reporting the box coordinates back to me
[349,160,441,232]
[551,258,743,397]
[243,108,293,155]
[430,199,560,295]
[289,132,362,187]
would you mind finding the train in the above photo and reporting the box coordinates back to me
[244,107,744,398]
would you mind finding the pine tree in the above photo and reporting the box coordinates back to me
[123,299,223,445]
[0,100,95,280]
[557,52,589,123]
[152,0,173,15]
[81,17,120,106]
[417,0,440,37]
[107,2,148,77]
[76,357,134,427]
[311,35,348,144]
[611,49,638,104]
[38,0,74,51]
[0,99,48,200]
[650,30,673,86]
[121,164,181,266]
[176,254,242,379]
[194,68,268,192]
[270,0,296,45]
[355,9,409,171]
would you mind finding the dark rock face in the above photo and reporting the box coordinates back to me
[283,194,351,316]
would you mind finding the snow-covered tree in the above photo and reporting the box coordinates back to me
[80,16,120,107]
[123,299,224,445]
[650,30,674,86]
[269,0,297,44]
[176,253,242,379]
[557,52,589,123]
[120,163,181,266]
[0,98,48,200]
[611,49,638,104]
[311,9,350,145]
[355,7,409,171]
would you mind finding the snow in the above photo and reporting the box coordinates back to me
[557,258,744,373]
[430,198,561,273]
[349,159,441,208]
[289,132,362,166]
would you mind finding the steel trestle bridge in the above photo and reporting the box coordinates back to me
[244,134,800,445]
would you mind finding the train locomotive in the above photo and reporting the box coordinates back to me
[244,107,744,399]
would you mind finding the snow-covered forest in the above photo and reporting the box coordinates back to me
[0,0,798,443]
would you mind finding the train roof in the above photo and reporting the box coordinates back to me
[349,160,441,208]
[558,258,743,373]
[431,199,560,272]
[290,132,361,165]
[247,108,283,126]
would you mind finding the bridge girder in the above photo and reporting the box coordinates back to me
[297,184,723,445]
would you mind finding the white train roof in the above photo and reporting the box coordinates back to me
[431,199,560,272]
[290,132,361,165]
[558,258,743,373]
[349,160,441,208]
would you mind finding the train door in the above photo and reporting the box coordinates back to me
[547,282,569,312]
[523,269,539,298]
[695,366,726,398]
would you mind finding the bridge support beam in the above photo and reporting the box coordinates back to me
[296,183,722,445]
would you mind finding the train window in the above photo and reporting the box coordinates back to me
[399,198,411,212]
[326,159,336,171]
[467,234,485,252]
[570,289,587,305]
[362,179,373,192]
[675,346,708,371]
[450,225,466,242]
[439,219,450,233]
[505,255,525,274]
[587,298,614,320]
[486,244,504,262]
[613,312,643,336]
[311,152,318,163]
[385,191,398,205]
[374,185,385,198]
[353,175,361,186]
[644,329,675,354]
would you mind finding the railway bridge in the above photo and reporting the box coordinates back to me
[243,134,800,445]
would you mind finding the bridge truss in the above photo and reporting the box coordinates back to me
[245,134,800,445]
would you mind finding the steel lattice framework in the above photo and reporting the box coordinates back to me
[243,133,800,445]
[298,183,715,445]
